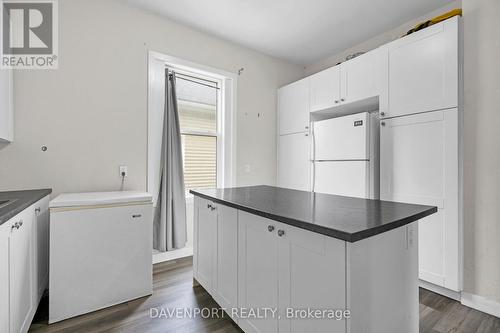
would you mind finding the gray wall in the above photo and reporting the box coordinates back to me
[0,0,304,195]
[306,0,500,305]
[462,0,500,304]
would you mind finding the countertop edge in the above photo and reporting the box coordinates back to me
[190,189,437,243]
[0,189,52,226]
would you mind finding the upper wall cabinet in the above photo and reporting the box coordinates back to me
[309,49,379,114]
[380,16,459,119]
[310,66,341,112]
[340,50,379,105]
[278,77,310,135]
[0,68,14,142]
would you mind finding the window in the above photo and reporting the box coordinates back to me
[176,73,220,191]
[147,51,236,205]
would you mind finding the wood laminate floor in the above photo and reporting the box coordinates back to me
[29,257,500,333]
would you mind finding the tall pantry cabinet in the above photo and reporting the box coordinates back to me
[379,16,462,294]
[277,78,311,191]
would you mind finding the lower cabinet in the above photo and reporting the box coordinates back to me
[380,109,461,292]
[213,204,238,315]
[193,196,239,316]
[277,132,311,191]
[0,215,11,333]
[193,197,217,292]
[0,196,50,333]
[238,211,346,333]
[9,207,35,333]
[237,211,280,333]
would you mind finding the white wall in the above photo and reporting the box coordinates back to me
[0,0,303,196]
[462,0,500,305]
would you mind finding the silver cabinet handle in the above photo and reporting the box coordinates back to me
[340,98,345,102]
[11,222,18,231]
[268,225,275,232]
[132,214,142,218]
[18,220,23,228]
[380,112,386,117]
[305,126,309,129]
[35,207,41,214]
[381,121,386,127]
[305,133,309,136]
[277,229,285,237]
[334,100,339,104]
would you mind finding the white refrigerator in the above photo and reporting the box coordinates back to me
[312,112,379,199]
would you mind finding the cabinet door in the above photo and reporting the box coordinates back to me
[34,196,50,299]
[380,109,460,290]
[238,211,279,333]
[278,132,311,191]
[0,67,13,142]
[0,222,10,333]
[278,224,346,333]
[9,209,35,333]
[278,78,310,135]
[384,17,458,118]
[213,204,238,316]
[193,197,217,292]
[340,50,378,104]
[310,66,341,112]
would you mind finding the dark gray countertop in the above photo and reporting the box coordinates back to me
[0,189,52,226]
[190,185,437,242]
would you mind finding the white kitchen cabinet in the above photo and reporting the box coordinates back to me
[309,49,379,115]
[277,222,346,333]
[380,109,461,291]
[194,196,238,314]
[0,195,50,333]
[277,132,311,191]
[9,208,35,333]
[310,66,341,112]
[381,16,459,119]
[278,78,310,135]
[193,197,217,293]
[34,196,50,300]
[340,50,378,105]
[238,211,280,333]
[0,220,10,333]
[0,68,14,142]
[213,204,238,317]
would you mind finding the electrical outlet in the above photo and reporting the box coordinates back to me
[119,166,128,178]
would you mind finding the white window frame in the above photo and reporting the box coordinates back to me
[147,51,237,205]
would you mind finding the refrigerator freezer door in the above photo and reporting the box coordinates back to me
[313,112,369,160]
[314,161,369,198]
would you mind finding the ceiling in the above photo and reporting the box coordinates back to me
[124,0,454,65]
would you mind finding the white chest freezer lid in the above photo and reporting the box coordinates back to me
[49,191,153,208]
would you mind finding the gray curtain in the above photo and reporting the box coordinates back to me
[153,70,187,252]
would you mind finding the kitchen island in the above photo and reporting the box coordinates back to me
[190,185,437,333]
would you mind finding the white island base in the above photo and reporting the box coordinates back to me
[193,196,419,333]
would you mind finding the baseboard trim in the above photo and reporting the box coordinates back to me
[419,279,461,301]
[153,246,193,264]
[461,292,500,318]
